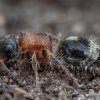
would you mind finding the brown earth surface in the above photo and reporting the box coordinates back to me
[0,0,100,100]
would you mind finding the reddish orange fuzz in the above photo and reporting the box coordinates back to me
[18,32,52,63]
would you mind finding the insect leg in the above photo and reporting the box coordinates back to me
[42,48,82,88]
[31,51,40,90]
[0,60,17,82]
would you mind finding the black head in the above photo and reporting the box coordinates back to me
[0,35,18,59]
[57,36,93,62]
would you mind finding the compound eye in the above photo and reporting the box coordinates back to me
[58,36,90,62]
[1,44,16,59]
[5,44,13,52]
[5,44,15,58]
[0,35,18,60]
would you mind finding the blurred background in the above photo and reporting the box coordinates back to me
[0,0,100,42]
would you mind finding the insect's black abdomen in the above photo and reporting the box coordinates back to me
[60,38,89,60]
[57,36,100,62]
[0,35,18,59]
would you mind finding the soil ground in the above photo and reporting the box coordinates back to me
[0,0,100,100]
